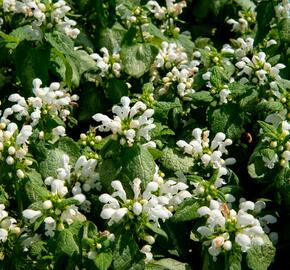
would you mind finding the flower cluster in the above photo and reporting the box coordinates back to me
[90,48,122,83]
[202,70,233,104]
[235,52,286,85]
[2,0,80,38]
[0,204,20,243]
[177,129,236,187]
[99,167,191,263]
[197,199,276,260]
[44,154,101,211]
[259,118,290,169]
[93,96,156,147]
[150,41,200,99]
[99,174,191,227]
[227,8,256,34]
[146,0,187,35]
[3,78,78,127]
[23,202,85,237]
[22,154,101,236]
[0,121,33,168]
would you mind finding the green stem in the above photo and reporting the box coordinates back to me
[15,179,23,213]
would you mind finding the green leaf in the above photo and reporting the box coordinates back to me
[63,54,81,88]
[74,49,96,74]
[154,99,182,121]
[113,232,139,270]
[0,186,9,205]
[258,121,279,139]
[278,18,290,43]
[78,84,107,122]
[147,23,168,45]
[120,145,155,191]
[99,159,121,192]
[56,229,79,257]
[150,122,175,140]
[146,223,168,240]
[239,89,259,110]
[99,23,127,52]
[191,91,214,104]
[121,44,158,78]
[175,34,195,57]
[172,198,200,222]
[210,66,228,87]
[226,247,242,270]
[161,147,193,174]
[15,41,50,95]
[45,31,74,56]
[25,170,50,202]
[246,234,276,270]
[105,78,129,104]
[256,101,283,112]
[94,252,113,270]
[254,1,275,45]
[146,258,192,270]
[208,104,243,140]
[39,149,67,178]
[57,137,81,164]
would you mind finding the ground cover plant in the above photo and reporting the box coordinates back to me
[0,0,289,269]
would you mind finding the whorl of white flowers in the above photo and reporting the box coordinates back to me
[260,118,290,169]
[201,71,232,104]
[227,8,256,34]
[147,0,187,20]
[93,96,156,147]
[2,0,80,39]
[154,42,188,70]
[275,1,290,19]
[22,154,94,235]
[150,42,200,100]
[99,168,191,227]
[197,199,275,260]
[234,37,254,59]
[23,203,86,237]
[177,129,236,187]
[90,48,122,80]
[235,52,286,85]
[0,204,19,243]
[44,154,100,212]
[3,78,79,127]
[0,121,33,167]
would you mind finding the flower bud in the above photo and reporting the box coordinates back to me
[43,200,53,209]
[16,169,25,179]
[223,240,232,251]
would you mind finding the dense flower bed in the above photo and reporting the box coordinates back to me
[0,0,289,269]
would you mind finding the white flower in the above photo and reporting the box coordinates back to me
[52,126,66,137]
[239,201,255,212]
[50,179,68,197]
[16,169,25,179]
[44,217,56,237]
[16,125,33,145]
[133,202,142,215]
[140,245,153,263]
[235,233,252,252]
[223,240,232,251]
[22,209,42,223]
[73,194,86,204]
[0,228,8,243]
[0,205,8,221]
[43,200,53,209]
[262,154,278,169]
